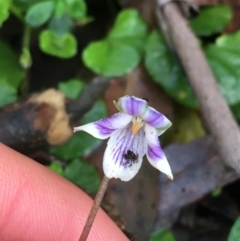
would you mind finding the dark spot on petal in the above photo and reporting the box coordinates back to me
[181,187,186,192]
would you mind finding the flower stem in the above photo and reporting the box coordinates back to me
[79,175,110,241]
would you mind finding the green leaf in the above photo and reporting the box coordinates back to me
[0,40,24,88]
[109,9,147,39]
[49,14,72,36]
[66,0,87,20]
[108,9,147,51]
[190,5,232,36]
[231,103,240,120]
[216,30,240,49]
[0,80,17,107]
[211,187,222,197]
[51,131,102,160]
[205,44,240,105]
[228,217,240,241]
[54,0,65,17]
[145,31,197,108]
[39,29,77,58]
[150,229,176,241]
[83,40,140,76]
[58,79,85,99]
[64,158,100,194]
[25,1,54,27]
[83,9,147,76]
[0,0,11,26]
[48,161,64,175]
[81,100,107,124]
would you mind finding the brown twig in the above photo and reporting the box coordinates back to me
[79,176,110,241]
[67,76,112,123]
[156,2,240,172]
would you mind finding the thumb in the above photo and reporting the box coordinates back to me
[0,144,128,241]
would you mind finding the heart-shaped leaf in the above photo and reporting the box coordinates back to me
[83,40,140,76]
[25,0,54,27]
[83,9,147,76]
[39,29,77,58]
[109,9,147,38]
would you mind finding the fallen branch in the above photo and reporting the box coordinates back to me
[0,76,111,155]
[156,1,240,172]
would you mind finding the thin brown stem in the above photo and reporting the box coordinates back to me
[79,175,110,241]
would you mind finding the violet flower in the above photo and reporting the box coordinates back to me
[74,96,173,181]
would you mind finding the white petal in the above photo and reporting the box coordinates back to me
[73,113,132,139]
[145,124,173,180]
[103,123,147,181]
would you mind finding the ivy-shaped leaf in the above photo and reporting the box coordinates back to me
[190,5,232,36]
[25,1,54,27]
[39,29,77,58]
[83,9,147,76]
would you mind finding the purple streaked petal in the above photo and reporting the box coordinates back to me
[145,124,173,180]
[73,113,132,139]
[103,123,147,181]
[117,96,148,117]
[141,106,172,135]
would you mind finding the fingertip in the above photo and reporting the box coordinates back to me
[0,144,128,241]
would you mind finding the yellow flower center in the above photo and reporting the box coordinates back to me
[131,117,144,135]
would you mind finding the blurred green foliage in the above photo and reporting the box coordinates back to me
[189,5,232,36]
[228,217,240,241]
[0,1,240,237]
[150,229,177,241]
